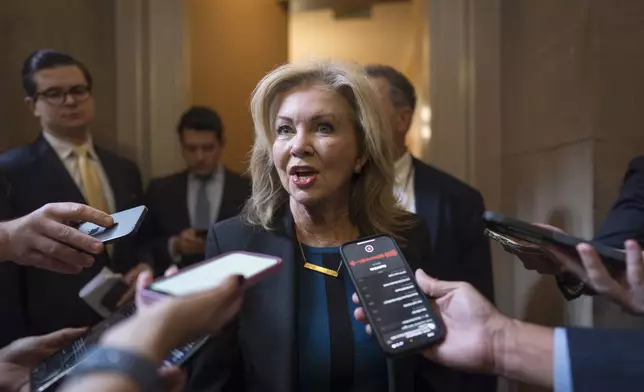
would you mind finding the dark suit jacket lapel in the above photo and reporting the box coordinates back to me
[413,158,440,251]
[35,136,86,204]
[240,208,297,391]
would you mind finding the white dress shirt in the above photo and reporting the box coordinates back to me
[394,152,416,213]
[42,131,116,213]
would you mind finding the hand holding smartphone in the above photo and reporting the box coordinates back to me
[340,235,444,356]
[483,211,626,270]
[140,251,282,304]
[77,205,148,244]
[32,250,282,392]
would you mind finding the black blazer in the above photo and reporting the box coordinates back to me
[144,169,250,271]
[411,159,496,392]
[185,209,474,392]
[0,135,147,346]
[567,327,644,390]
[412,159,494,301]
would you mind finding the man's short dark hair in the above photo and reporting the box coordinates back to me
[177,106,224,140]
[364,64,416,111]
[21,50,93,97]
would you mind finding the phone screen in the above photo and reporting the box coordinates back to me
[149,252,280,296]
[341,236,443,356]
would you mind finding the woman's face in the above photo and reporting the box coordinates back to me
[272,84,364,209]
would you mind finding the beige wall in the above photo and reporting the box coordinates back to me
[288,0,430,158]
[501,0,644,333]
[188,0,288,174]
[0,0,116,152]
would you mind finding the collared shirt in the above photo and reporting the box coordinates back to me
[394,152,416,213]
[554,327,573,392]
[42,131,116,213]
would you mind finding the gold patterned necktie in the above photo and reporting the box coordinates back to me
[74,145,110,213]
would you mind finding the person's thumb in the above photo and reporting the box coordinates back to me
[136,269,153,292]
[415,269,460,298]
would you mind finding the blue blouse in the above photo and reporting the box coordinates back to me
[297,245,388,392]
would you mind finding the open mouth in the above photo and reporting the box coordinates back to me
[289,166,318,187]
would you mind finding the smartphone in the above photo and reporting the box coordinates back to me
[140,251,282,304]
[483,211,626,269]
[484,228,545,256]
[77,205,148,244]
[340,235,445,357]
[30,302,209,392]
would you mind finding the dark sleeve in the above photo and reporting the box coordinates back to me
[0,172,27,346]
[594,157,644,248]
[142,181,173,275]
[185,225,243,392]
[459,192,495,303]
[0,262,26,346]
[567,327,644,391]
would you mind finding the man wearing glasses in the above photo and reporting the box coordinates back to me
[0,50,151,346]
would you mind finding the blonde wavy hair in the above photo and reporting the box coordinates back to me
[243,60,415,238]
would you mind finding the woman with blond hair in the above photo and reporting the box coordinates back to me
[186,61,451,392]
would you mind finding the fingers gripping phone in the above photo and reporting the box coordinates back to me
[77,205,148,243]
[140,251,282,304]
[340,235,445,357]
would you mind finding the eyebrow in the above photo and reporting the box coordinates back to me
[276,113,341,123]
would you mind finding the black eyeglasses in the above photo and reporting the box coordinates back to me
[34,85,91,105]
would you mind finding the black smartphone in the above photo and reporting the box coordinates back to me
[484,228,545,256]
[340,235,444,357]
[483,211,626,269]
[77,205,148,244]
[30,302,209,392]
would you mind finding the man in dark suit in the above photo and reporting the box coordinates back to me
[0,50,151,346]
[144,107,250,270]
[365,64,496,392]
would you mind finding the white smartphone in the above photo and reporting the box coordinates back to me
[139,251,282,305]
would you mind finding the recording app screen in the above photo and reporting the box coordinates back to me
[344,237,440,353]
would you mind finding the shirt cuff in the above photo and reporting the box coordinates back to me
[167,237,182,264]
[553,327,574,392]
